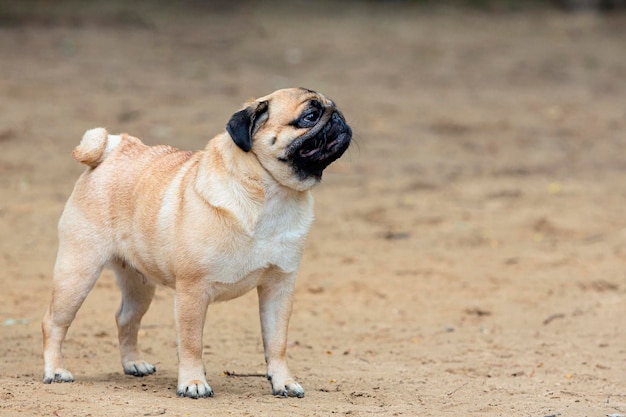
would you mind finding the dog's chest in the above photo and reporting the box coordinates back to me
[207,188,314,287]
[252,191,313,270]
[254,204,308,269]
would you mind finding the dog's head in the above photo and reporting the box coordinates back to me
[226,88,352,191]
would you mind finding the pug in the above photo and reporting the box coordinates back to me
[42,87,351,398]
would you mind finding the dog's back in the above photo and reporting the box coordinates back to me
[73,127,193,170]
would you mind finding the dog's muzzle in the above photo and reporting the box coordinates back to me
[287,110,352,180]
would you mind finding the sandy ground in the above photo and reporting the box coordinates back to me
[1,2,626,416]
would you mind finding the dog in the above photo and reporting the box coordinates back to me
[42,87,351,398]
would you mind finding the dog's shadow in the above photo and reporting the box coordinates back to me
[81,369,267,398]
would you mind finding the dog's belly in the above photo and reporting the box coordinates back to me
[207,268,265,303]
[114,225,304,298]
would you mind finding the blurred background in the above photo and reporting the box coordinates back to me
[1,1,625,416]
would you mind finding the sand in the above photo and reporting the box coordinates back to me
[1,2,625,416]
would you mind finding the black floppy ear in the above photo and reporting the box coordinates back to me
[226,107,253,152]
[226,101,268,152]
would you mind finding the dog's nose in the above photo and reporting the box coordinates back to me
[327,111,346,130]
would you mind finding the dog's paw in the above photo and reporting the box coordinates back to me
[43,368,74,384]
[176,380,214,399]
[123,360,156,377]
[269,376,305,398]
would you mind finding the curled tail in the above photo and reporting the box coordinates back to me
[72,127,121,168]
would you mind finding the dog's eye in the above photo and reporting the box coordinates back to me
[304,110,320,123]
[300,109,321,127]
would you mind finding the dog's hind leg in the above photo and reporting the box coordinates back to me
[112,261,157,377]
[42,239,105,384]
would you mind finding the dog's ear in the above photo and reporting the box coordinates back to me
[226,101,269,152]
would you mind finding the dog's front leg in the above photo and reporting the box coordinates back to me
[174,283,213,398]
[257,272,304,398]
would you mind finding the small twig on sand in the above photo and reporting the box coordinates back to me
[543,313,566,326]
[223,370,266,378]
[446,382,468,396]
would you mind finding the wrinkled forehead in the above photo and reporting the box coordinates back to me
[259,87,324,103]
[260,88,332,119]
